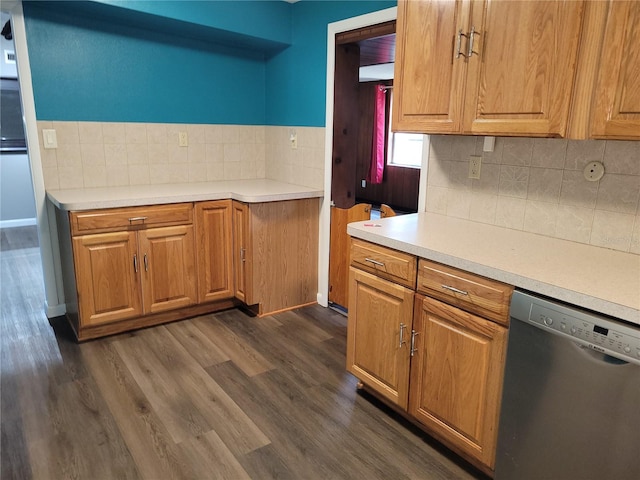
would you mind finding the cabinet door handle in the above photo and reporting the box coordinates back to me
[133,254,139,273]
[240,247,246,262]
[364,257,385,267]
[467,26,479,58]
[399,322,406,348]
[441,284,469,296]
[128,216,147,224]
[410,330,420,357]
[143,254,149,272]
[455,29,468,59]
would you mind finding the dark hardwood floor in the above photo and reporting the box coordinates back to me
[1,226,486,479]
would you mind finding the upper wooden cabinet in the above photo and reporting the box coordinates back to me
[587,1,640,139]
[393,0,584,137]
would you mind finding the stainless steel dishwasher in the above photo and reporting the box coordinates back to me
[495,290,640,480]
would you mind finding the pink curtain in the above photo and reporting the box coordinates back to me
[366,85,386,185]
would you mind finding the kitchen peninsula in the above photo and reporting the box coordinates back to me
[348,212,640,325]
[48,179,323,341]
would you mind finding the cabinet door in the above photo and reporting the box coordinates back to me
[195,200,233,303]
[73,231,142,326]
[138,225,197,314]
[393,0,468,133]
[409,295,507,469]
[347,267,414,409]
[463,0,583,136]
[231,201,252,304]
[589,1,640,139]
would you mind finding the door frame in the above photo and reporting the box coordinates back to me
[319,6,429,308]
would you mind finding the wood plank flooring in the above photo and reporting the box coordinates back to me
[1,226,486,479]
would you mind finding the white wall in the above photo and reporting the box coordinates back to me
[0,153,36,226]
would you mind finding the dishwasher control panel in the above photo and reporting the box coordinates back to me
[528,302,640,364]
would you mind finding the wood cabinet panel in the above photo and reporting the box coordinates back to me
[589,0,640,139]
[463,0,582,136]
[347,267,414,409]
[195,200,234,303]
[393,0,467,133]
[249,198,319,316]
[73,231,142,326]
[409,294,507,469]
[138,225,197,314]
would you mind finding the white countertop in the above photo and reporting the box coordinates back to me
[348,213,640,326]
[47,179,323,211]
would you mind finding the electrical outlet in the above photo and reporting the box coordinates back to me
[469,155,482,179]
[289,130,297,149]
[178,131,188,147]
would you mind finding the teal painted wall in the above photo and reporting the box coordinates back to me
[266,0,395,127]
[23,0,396,126]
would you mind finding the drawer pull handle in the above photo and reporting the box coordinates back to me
[143,254,149,272]
[410,330,419,357]
[128,216,148,223]
[399,322,406,348]
[133,254,138,273]
[365,257,385,267]
[441,284,469,296]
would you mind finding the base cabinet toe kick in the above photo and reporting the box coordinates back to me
[54,198,319,341]
[346,238,513,476]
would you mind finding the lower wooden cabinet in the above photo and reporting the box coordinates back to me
[73,231,142,326]
[57,197,320,340]
[138,225,197,314]
[73,225,197,327]
[410,294,508,470]
[196,200,234,303]
[231,198,320,316]
[232,200,252,304]
[346,238,510,474]
[346,267,414,409]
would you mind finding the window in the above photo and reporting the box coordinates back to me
[386,91,423,168]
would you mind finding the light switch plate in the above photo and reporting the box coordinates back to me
[43,129,58,149]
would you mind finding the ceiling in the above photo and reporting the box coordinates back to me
[358,33,395,67]
[357,33,395,81]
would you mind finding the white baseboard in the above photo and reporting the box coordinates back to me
[317,292,328,308]
[0,217,37,228]
[45,301,66,318]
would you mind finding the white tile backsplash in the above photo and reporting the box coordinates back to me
[40,121,287,190]
[426,135,640,254]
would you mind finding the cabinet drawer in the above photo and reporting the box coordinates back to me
[417,259,513,325]
[71,203,193,235]
[350,238,417,289]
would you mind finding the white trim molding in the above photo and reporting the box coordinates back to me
[6,1,66,317]
[318,7,397,308]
